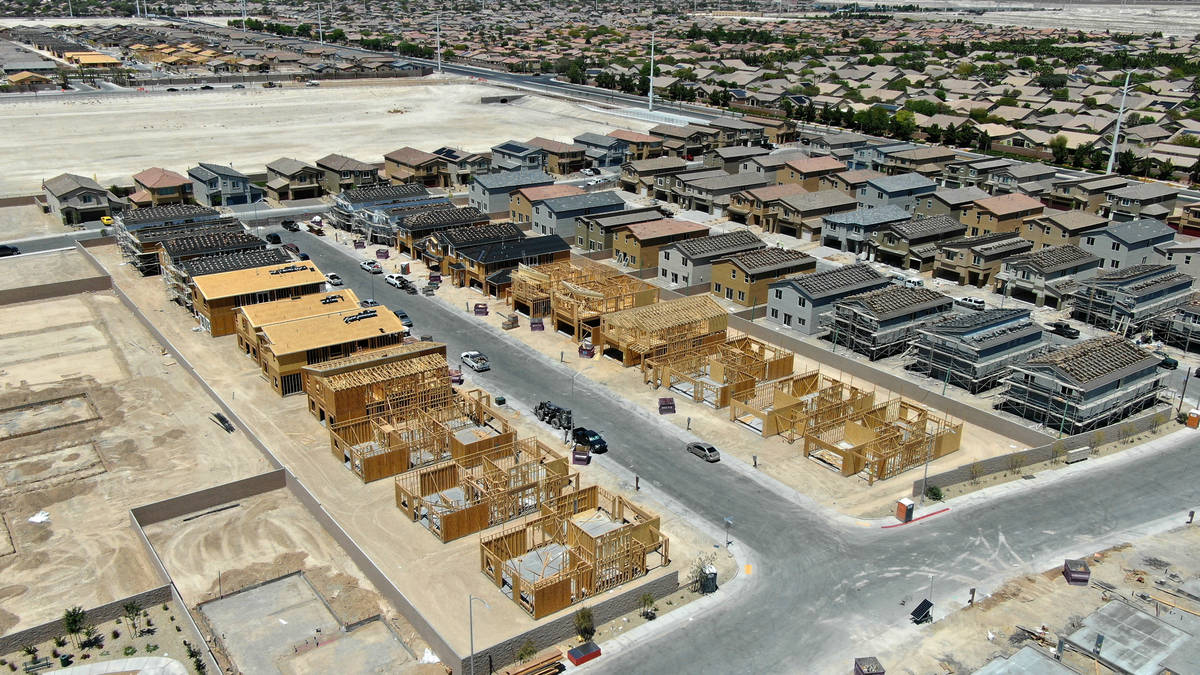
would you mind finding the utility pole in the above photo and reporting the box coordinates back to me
[240,0,248,30]
[1106,71,1131,175]
[436,13,442,74]
[318,4,324,43]
[647,31,655,113]
[67,0,72,18]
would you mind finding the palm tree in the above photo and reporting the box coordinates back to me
[62,606,86,650]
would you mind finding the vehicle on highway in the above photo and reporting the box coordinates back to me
[359,298,380,308]
[384,273,406,288]
[280,220,300,232]
[572,427,607,453]
[265,233,282,244]
[200,85,214,90]
[955,297,985,311]
[166,87,178,91]
[1047,321,1080,339]
[306,80,320,87]
[686,442,721,462]
[392,310,413,328]
[1158,356,1179,370]
[232,83,246,89]
[0,244,19,257]
[460,351,490,372]
[325,273,343,286]
[359,260,382,274]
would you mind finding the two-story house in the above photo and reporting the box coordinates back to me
[528,137,587,175]
[1158,237,1200,280]
[853,142,918,172]
[1077,218,1175,271]
[962,193,1044,236]
[703,146,771,174]
[830,286,954,360]
[455,235,571,297]
[736,150,807,182]
[613,218,710,269]
[130,167,193,207]
[1102,183,1178,223]
[1176,202,1200,237]
[984,163,1057,196]
[867,215,966,271]
[573,132,628,169]
[766,262,891,335]
[329,183,431,232]
[711,248,816,307]
[933,232,1034,287]
[821,205,910,253]
[824,168,885,196]
[857,173,937,213]
[940,157,1017,190]
[575,206,671,252]
[607,130,663,161]
[490,140,545,172]
[385,147,442,187]
[264,158,323,201]
[41,173,125,225]
[1044,174,1128,213]
[706,118,767,147]
[676,172,769,216]
[807,131,870,157]
[648,123,719,158]
[1070,264,1195,333]
[618,156,689,196]
[188,163,264,208]
[883,146,960,177]
[530,191,626,238]
[994,244,1101,308]
[1022,210,1108,250]
[775,156,848,191]
[509,184,584,227]
[430,147,491,188]
[315,153,381,194]
[658,230,765,287]
[913,186,989,220]
[726,183,808,229]
[773,190,859,241]
[468,170,555,218]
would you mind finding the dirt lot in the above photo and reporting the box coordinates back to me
[0,291,271,636]
[0,81,656,197]
[91,243,735,659]
[870,523,1200,674]
[0,203,73,241]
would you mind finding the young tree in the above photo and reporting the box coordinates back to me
[1158,158,1176,180]
[975,129,992,151]
[640,592,656,618]
[123,601,142,636]
[62,606,86,650]
[573,607,595,641]
[516,639,538,662]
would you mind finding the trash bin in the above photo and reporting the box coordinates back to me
[401,263,410,275]
[494,396,506,406]
[699,564,718,594]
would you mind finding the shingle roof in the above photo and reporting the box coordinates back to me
[772,262,888,300]
[133,167,190,188]
[719,247,814,276]
[865,173,937,194]
[889,215,964,240]
[1105,182,1177,200]
[42,173,104,196]
[608,129,662,144]
[316,153,376,172]
[1025,335,1156,387]
[540,191,626,213]
[194,162,248,180]
[341,183,428,204]
[780,190,858,213]
[385,146,441,167]
[1006,245,1099,274]
[973,192,1044,216]
[180,248,292,279]
[458,235,569,264]
[841,285,951,320]
[625,156,688,173]
[528,136,584,154]
[266,157,317,176]
[785,155,847,174]
[932,186,989,206]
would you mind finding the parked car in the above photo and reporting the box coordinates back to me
[572,427,607,453]
[384,273,406,288]
[393,310,413,328]
[460,351,490,372]
[581,168,599,176]
[686,442,721,462]
[903,277,924,288]
[359,298,380,308]
[0,244,19,257]
[325,273,343,286]
[232,83,246,89]
[265,233,282,245]
[165,87,178,92]
[200,85,214,90]
[359,260,382,274]
[1158,356,1179,370]
[306,80,320,87]
[298,253,310,261]
[955,297,985,311]
[281,242,300,255]
[100,215,114,225]
[280,220,300,232]
[1047,321,1080,339]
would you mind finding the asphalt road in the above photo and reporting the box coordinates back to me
[288,228,1200,673]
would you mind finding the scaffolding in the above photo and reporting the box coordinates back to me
[328,388,511,483]
[729,370,877,443]
[1069,265,1195,335]
[642,333,794,408]
[802,398,962,485]
[829,287,953,361]
[593,294,728,367]
[394,437,574,542]
[1148,299,1200,353]
[479,485,669,619]
[904,309,1046,394]
[509,259,659,342]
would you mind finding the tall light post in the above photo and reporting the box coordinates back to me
[647,31,655,113]
[436,13,442,74]
[468,594,490,675]
[1106,71,1131,176]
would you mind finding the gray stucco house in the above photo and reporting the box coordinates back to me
[821,205,910,253]
[1077,218,1174,272]
[530,191,626,238]
[766,262,890,335]
[188,163,265,207]
[657,229,765,287]
[42,173,125,225]
[857,173,937,213]
[468,170,554,217]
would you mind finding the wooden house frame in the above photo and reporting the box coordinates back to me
[509,259,659,342]
[802,398,962,484]
[729,370,877,443]
[480,485,669,619]
[302,342,449,427]
[394,437,574,542]
[592,294,728,367]
[329,389,511,483]
[641,334,794,409]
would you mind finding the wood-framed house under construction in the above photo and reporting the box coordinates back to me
[641,334,793,409]
[729,370,876,442]
[302,341,449,427]
[258,307,407,396]
[480,485,669,619]
[508,258,659,341]
[190,261,327,337]
[394,436,574,543]
[234,289,360,364]
[592,294,729,367]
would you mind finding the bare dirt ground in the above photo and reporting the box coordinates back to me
[870,522,1200,674]
[91,243,731,659]
[0,81,656,197]
[0,204,73,241]
[0,291,271,637]
[889,1,1200,36]
[0,249,104,291]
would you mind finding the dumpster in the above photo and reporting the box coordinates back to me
[375,248,389,259]
[353,240,366,249]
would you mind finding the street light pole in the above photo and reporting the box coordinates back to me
[468,594,490,675]
[1106,71,1131,176]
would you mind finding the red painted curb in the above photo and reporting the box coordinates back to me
[881,507,950,528]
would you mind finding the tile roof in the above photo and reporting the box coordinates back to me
[625,156,688,173]
[528,136,584,154]
[266,157,317,176]
[824,205,910,227]
[973,192,1044,216]
[42,172,104,195]
[316,153,377,172]
[784,155,847,174]
[385,146,441,167]
[516,184,585,202]
[669,230,764,260]
[780,190,858,213]
[740,183,809,202]
[341,183,429,204]
[608,129,662,143]
[841,285,951,320]
[772,262,888,300]
[133,167,189,188]
[623,218,709,241]
[1007,245,1099,274]
[1026,335,1156,386]
[1105,182,1178,200]
[719,247,814,276]
[932,186,989,206]
[865,173,937,193]
[180,249,292,279]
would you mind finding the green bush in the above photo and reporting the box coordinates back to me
[925,485,943,501]
[123,646,137,657]
[573,607,595,641]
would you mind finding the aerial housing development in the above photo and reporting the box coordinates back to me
[1,1,1200,674]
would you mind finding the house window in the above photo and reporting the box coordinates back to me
[663,252,670,261]
[577,237,584,245]
[1186,255,1193,265]
[797,317,806,326]
[715,283,722,293]
[1110,260,1120,269]
[725,288,733,299]
[1111,242,1119,252]
[774,289,783,300]
[661,269,667,277]
[770,308,779,319]
[1086,236,1095,245]
[737,291,745,301]
[783,313,792,325]
[731,269,736,279]
[671,273,678,283]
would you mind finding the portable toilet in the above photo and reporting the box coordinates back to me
[895,498,915,523]
[1188,409,1200,429]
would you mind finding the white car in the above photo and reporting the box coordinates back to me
[359,260,382,274]
[460,351,490,372]
[325,273,343,286]
[955,297,985,311]
[385,273,405,288]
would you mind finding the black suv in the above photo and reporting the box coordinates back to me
[1047,321,1080,339]
[571,428,607,453]
[280,220,300,232]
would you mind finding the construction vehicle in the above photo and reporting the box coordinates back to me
[534,401,573,429]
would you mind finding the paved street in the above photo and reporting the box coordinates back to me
[287,229,1200,673]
